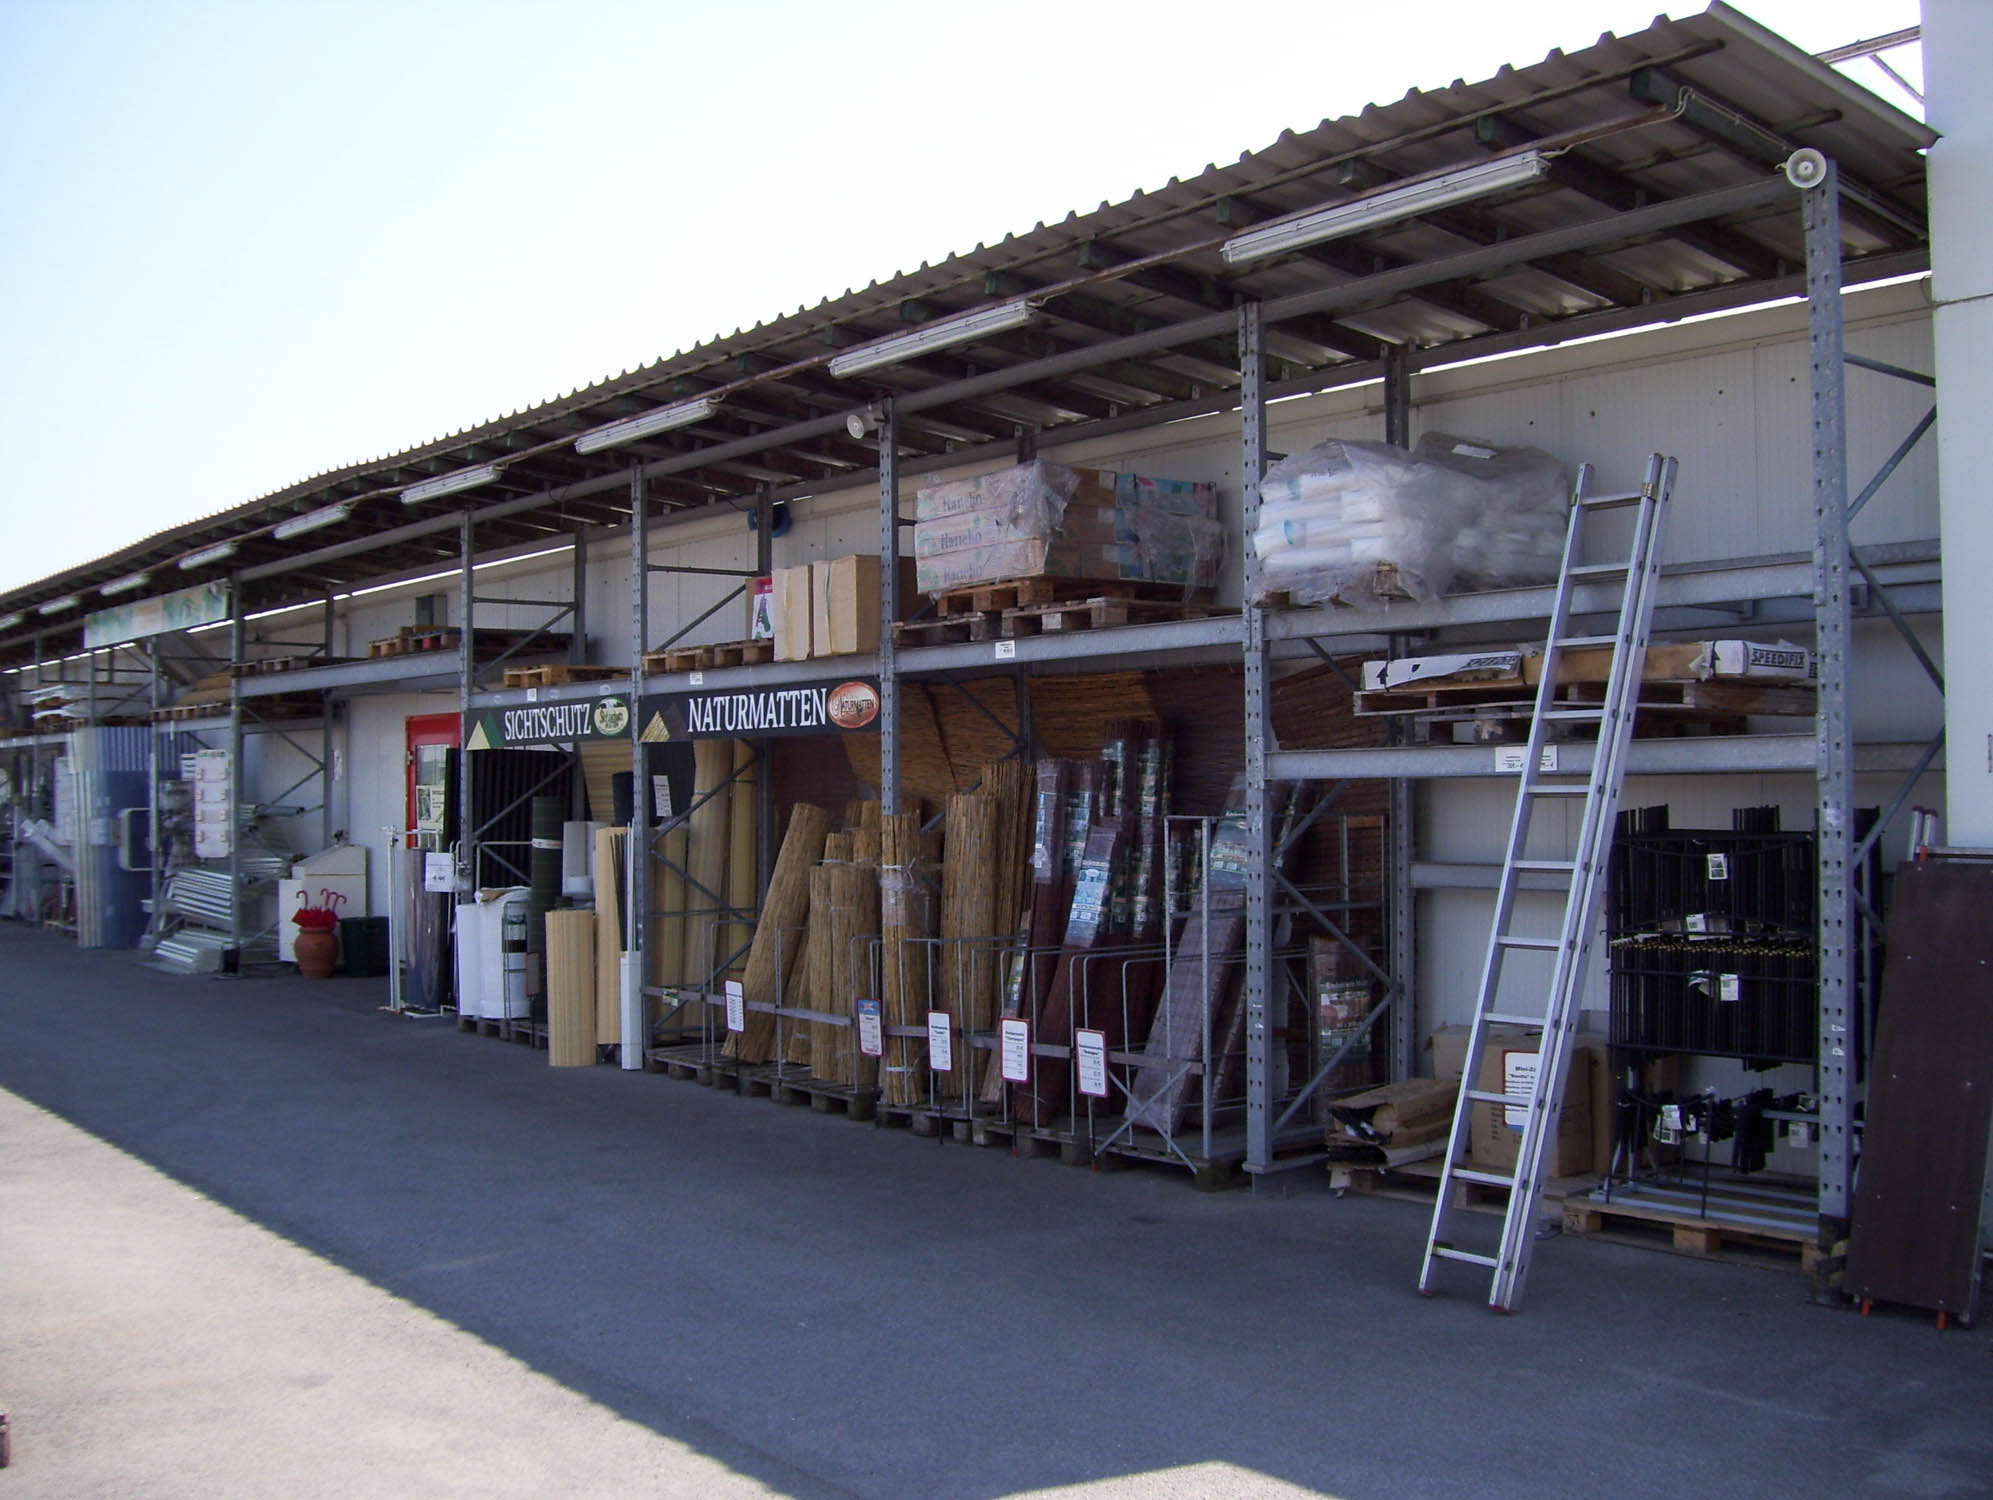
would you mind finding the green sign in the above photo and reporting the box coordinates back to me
[466,694,633,749]
[84,580,230,649]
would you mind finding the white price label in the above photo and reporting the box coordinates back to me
[999,1017,1031,1084]
[994,639,1016,661]
[1501,1049,1539,1131]
[1718,973,1741,1003]
[1494,745,1559,774]
[926,1011,953,1073]
[422,852,456,892]
[1075,1028,1109,1099]
[856,998,884,1058]
[689,670,704,687]
[724,978,745,1034]
[1706,853,1729,881]
[526,686,540,702]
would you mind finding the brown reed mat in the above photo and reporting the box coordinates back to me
[1027,674,1158,760]
[724,739,758,977]
[842,683,957,807]
[880,811,938,1107]
[822,859,880,1088]
[546,909,598,1067]
[650,823,689,992]
[593,827,628,1047]
[685,739,735,984]
[728,802,831,1062]
[1014,818,1128,1127]
[576,740,628,825]
[804,864,839,1075]
[784,882,821,1067]
[940,793,1002,1038]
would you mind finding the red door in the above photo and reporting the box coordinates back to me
[405,712,461,848]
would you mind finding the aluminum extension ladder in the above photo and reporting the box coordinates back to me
[1417,452,1677,1312]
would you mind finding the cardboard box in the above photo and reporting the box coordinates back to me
[809,554,882,657]
[1326,1078,1458,1147]
[772,564,813,662]
[1428,1024,1599,1179]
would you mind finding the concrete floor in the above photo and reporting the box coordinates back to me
[0,925,1987,1500]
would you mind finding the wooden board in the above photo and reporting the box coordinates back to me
[545,909,599,1067]
[593,827,627,1047]
[1846,859,1993,1324]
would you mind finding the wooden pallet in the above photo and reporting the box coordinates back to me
[1332,1153,1596,1214]
[368,627,571,662]
[970,1117,1062,1158]
[152,703,231,723]
[1562,1193,1822,1272]
[369,626,460,658]
[229,655,353,678]
[641,638,776,675]
[873,1101,955,1138]
[643,1043,741,1085]
[934,576,1213,619]
[769,1071,878,1120]
[1002,596,1214,637]
[1355,676,1816,719]
[500,663,627,689]
[891,612,1004,648]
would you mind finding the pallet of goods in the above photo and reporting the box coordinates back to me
[500,663,628,690]
[641,639,775,675]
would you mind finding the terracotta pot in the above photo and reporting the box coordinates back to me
[295,926,338,980]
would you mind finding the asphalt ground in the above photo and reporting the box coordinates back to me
[1,923,1987,1499]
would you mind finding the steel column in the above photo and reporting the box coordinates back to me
[228,581,245,960]
[754,489,775,891]
[321,594,335,849]
[1382,353,1418,1083]
[1804,161,1856,1228]
[571,528,589,665]
[1240,302,1275,1174]
[878,402,902,817]
[457,512,476,891]
[629,467,650,960]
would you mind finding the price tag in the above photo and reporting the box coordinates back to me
[526,687,540,702]
[1495,745,1559,773]
[1706,853,1729,881]
[1718,973,1741,1003]
[926,1011,953,1073]
[856,998,884,1058]
[1501,1049,1539,1130]
[422,852,456,892]
[999,1017,1031,1084]
[1075,1027,1109,1098]
[689,670,705,687]
[724,978,745,1034]
[994,640,1016,661]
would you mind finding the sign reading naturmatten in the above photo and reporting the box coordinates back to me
[636,678,880,742]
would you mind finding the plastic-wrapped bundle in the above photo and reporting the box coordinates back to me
[914,460,1224,596]
[1250,432,1569,607]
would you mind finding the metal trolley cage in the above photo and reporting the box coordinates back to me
[0,16,1941,1238]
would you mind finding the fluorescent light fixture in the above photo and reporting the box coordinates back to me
[574,396,719,455]
[1220,150,1552,266]
[37,594,80,615]
[0,612,22,631]
[100,570,152,596]
[178,540,239,571]
[828,299,1036,378]
[273,500,355,540]
[401,463,501,504]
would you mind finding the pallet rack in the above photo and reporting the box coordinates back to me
[0,17,1945,1236]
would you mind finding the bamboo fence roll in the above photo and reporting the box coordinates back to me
[724,739,758,977]
[685,739,734,985]
[728,802,831,1062]
[546,909,598,1067]
[940,793,1000,1037]
[880,811,936,1107]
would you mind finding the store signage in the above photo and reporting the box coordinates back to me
[465,694,632,749]
[636,677,881,742]
[84,580,229,649]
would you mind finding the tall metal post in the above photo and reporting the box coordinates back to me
[1382,348,1418,1082]
[457,511,476,888]
[877,402,902,817]
[1240,302,1276,1174]
[148,639,163,920]
[754,488,776,889]
[571,528,589,665]
[628,465,650,978]
[321,594,335,848]
[228,580,245,961]
[1804,161,1856,1233]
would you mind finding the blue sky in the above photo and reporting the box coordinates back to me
[0,0,1922,595]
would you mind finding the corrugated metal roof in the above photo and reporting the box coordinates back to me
[0,2,1933,662]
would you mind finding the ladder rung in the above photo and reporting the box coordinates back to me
[1495,935,1561,951]
[1512,859,1576,873]
[1465,1088,1529,1108]
[1578,489,1645,510]
[1450,1167,1520,1189]
[1484,1010,1551,1026]
[1552,634,1620,649]
[1432,1246,1501,1269]
[1528,785,1590,797]
[1568,563,1627,580]
[1542,707,1604,721]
